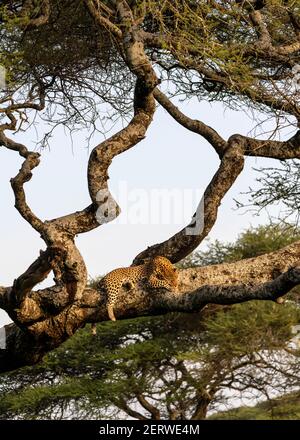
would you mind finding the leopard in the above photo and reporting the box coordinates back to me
[99,256,179,322]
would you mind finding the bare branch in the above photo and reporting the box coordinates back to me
[249,9,272,50]
[116,398,148,420]
[235,131,300,160]
[87,78,155,206]
[134,137,244,264]
[154,90,300,161]
[0,132,44,233]
[153,88,227,157]
[47,4,159,235]
[10,247,65,306]
[48,77,156,237]
[136,394,161,420]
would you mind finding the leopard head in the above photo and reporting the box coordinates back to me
[147,256,179,291]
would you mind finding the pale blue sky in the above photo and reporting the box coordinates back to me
[0,98,284,326]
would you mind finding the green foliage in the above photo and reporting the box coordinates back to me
[248,161,300,221]
[210,391,300,420]
[178,223,300,267]
[205,301,299,355]
[0,301,299,420]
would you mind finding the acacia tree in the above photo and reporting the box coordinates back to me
[0,302,299,420]
[0,0,300,373]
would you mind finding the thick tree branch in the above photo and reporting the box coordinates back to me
[0,134,87,308]
[0,132,89,323]
[87,79,155,206]
[48,78,156,237]
[0,246,78,327]
[43,2,158,236]
[153,91,300,161]
[2,240,299,373]
[116,398,148,421]
[0,132,89,320]
[234,131,300,160]
[133,95,299,264]
[134,137,244,264]
[10,247,63,307]
[163,267,300,313]
[249,9,272,50]
[136,394,161,420]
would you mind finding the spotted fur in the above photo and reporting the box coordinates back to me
[100,256,179,321]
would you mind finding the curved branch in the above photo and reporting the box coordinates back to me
[134,137,244,264]
[0,246,73,327]
[133,98,299,264]
[153,91,300,161]
[43,2,158,236]
[116,398,148,421]
[87,79,155,206]
[136,394,161,420]
[249,9,272,50]
[153,88,227,157]
[0,132,45,233]
[49,78,156,236]
[10,248,63,306]
[234,130,300,160]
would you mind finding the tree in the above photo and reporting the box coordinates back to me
[247,160,300,222]
[0,0,300,373]
[0,224,299,420]
[210,391,300,420]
